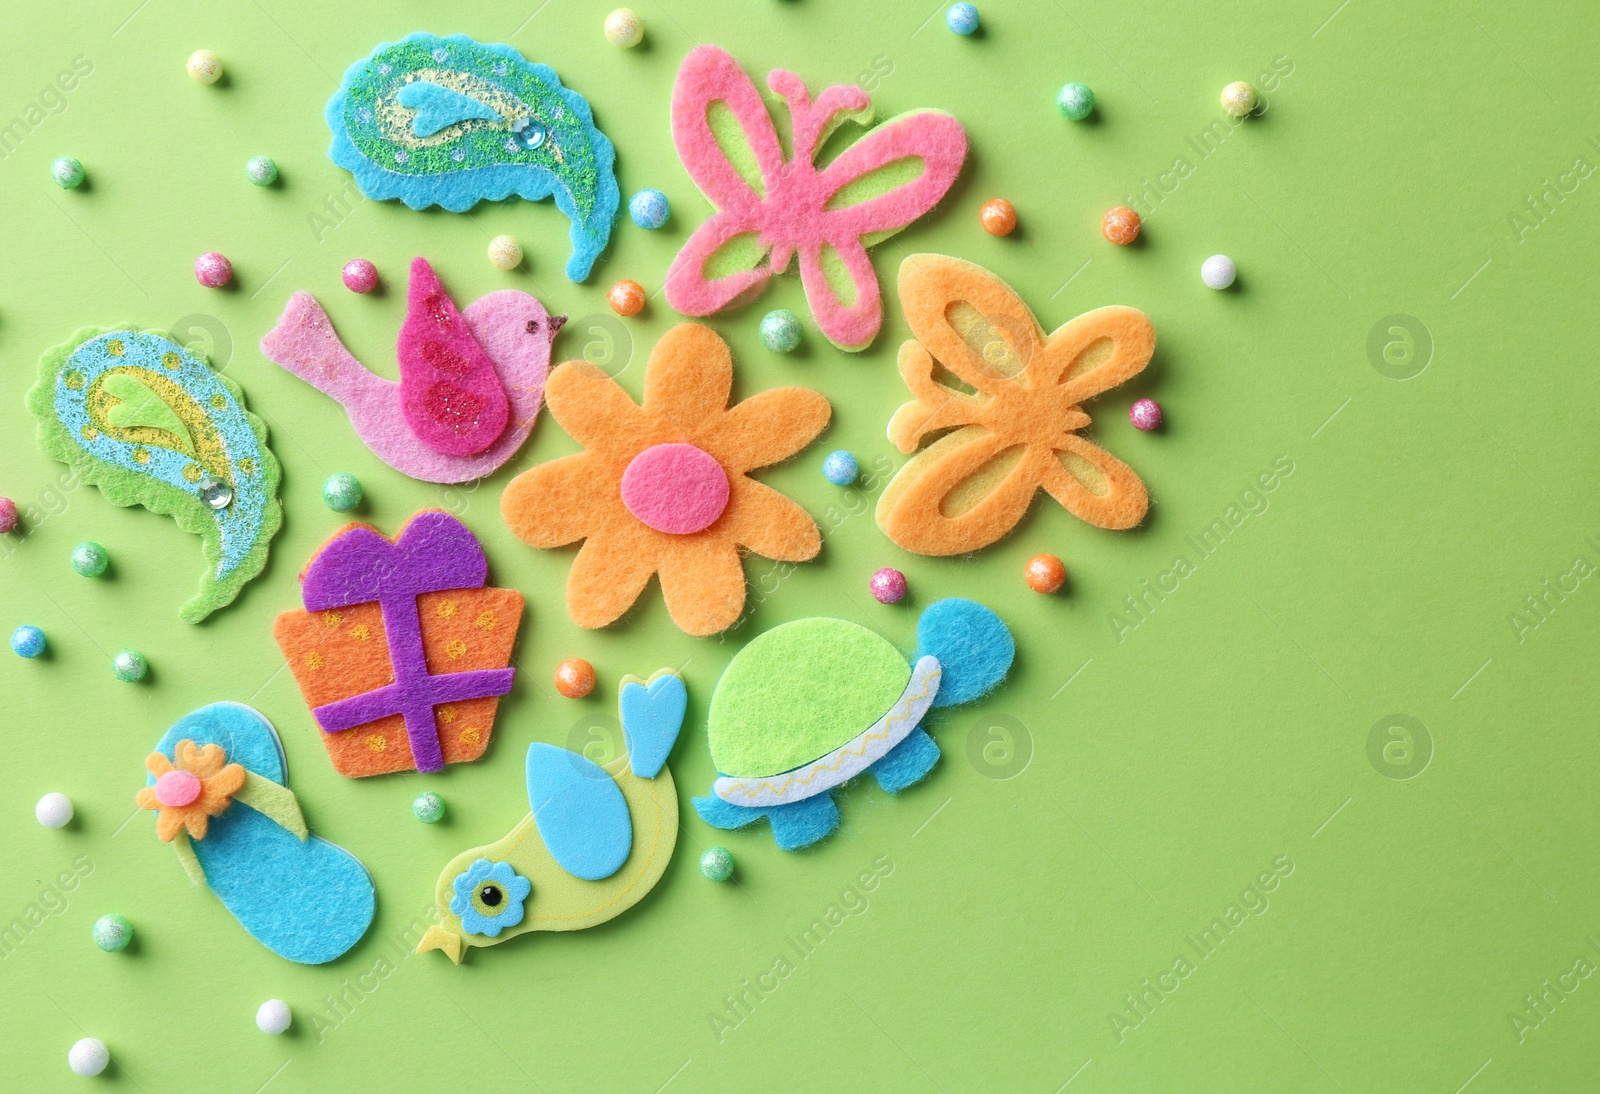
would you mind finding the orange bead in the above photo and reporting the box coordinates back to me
[1025,554,1066,594]
[554,657,596,699]
[980,198,1017,236]
[1101,206,1141,245]
[608,279,646,316]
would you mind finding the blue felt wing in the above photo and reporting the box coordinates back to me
[152,703,375,965]
[525,743,632,880]
[619,671,687,779]
[914,599,1016,707]
[396,81,501,137]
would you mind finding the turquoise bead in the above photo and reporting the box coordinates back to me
[323,473,363,512]
[1056,83,1094,121]
[71,541,109,577]
[760,309,803,353]
[413,791,445,824]
[93,914,132,952]
[700,846,735,882]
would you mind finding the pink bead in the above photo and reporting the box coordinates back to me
[194,252,232,288]
[870,567,907,604]
[620,443,730,535]
[1129,398,1162,431]
[154,769,202,808]
[0,497,17,534]
[343,258,378,294]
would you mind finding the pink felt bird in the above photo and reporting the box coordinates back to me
[261,258,563,484]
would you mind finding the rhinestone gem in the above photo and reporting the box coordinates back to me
[199,478,232,509]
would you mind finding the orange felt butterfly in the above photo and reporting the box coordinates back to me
[876,255,1155,556]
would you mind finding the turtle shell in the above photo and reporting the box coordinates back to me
[708,618,912,779]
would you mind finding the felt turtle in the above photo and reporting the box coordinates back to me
[693,598,1014,851]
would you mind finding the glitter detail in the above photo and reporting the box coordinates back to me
[475,610,496,630]
[446,639,467,660]
[306,651,324,670]
[460,726,481,746]
[366,734,387,752]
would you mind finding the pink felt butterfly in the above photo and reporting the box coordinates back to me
[665,45,967,351]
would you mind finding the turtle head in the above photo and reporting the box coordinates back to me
[913,599,1015,707]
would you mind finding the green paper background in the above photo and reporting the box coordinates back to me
[2,1,1596,1090]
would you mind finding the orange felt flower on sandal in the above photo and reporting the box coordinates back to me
[501,322,831,636]
[876,254,1155,556]
[136,740,247,842]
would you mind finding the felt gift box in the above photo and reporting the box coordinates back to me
[274,510,523,777]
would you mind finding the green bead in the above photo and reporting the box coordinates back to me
[112,649,147,682]
[323,473,363,512]
[1056,82,1094,121]
[413,791,445,824]
[71,541,108,577]
[246,155,279,186]
[700,846,735,882]
[52,156,85,189]
[93,914,132,952]
[759,309,803,353]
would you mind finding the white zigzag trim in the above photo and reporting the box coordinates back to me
[713,657,942,807]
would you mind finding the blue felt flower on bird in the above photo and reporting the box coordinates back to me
[448,859,532,937]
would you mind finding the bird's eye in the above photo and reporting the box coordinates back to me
[524,319,540,333]
[478,884,504,908]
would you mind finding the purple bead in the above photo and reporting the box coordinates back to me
[1130,398,1162,431]
[870,567,907,604]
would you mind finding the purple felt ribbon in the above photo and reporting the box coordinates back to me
[300,510,513,773]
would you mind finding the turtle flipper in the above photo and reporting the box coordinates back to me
[872,727,940,793]
[692,792,841,852]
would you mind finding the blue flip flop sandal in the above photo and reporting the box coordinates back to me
[139,701,376,964]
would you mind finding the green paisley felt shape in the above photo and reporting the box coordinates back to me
[26,325,284,623]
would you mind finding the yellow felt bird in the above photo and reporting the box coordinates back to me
[417,670,684,963]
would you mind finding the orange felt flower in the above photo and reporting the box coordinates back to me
[876,254,1155,556]
[502,322,830,636]
[137,740,247,842]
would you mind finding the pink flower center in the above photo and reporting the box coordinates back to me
[620,443,730,535]
[154,769,202,808]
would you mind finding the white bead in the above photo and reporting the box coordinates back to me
[68,1038,109,1077]
[256,999,292,1035]
[1201,254,1237,290]
[36,792,73,829]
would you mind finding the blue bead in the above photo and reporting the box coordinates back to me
[947,3,979,34]
[822,450,860,486]
[629,189,671,230]
[11,625,45,658]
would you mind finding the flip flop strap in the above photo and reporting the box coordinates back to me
[168,771,309,884]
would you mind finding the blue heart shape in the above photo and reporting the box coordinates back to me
[396,80,500,138]
[619,670,687,779]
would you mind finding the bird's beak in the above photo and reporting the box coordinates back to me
[548,314,567,337]
[416,925,465,964]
